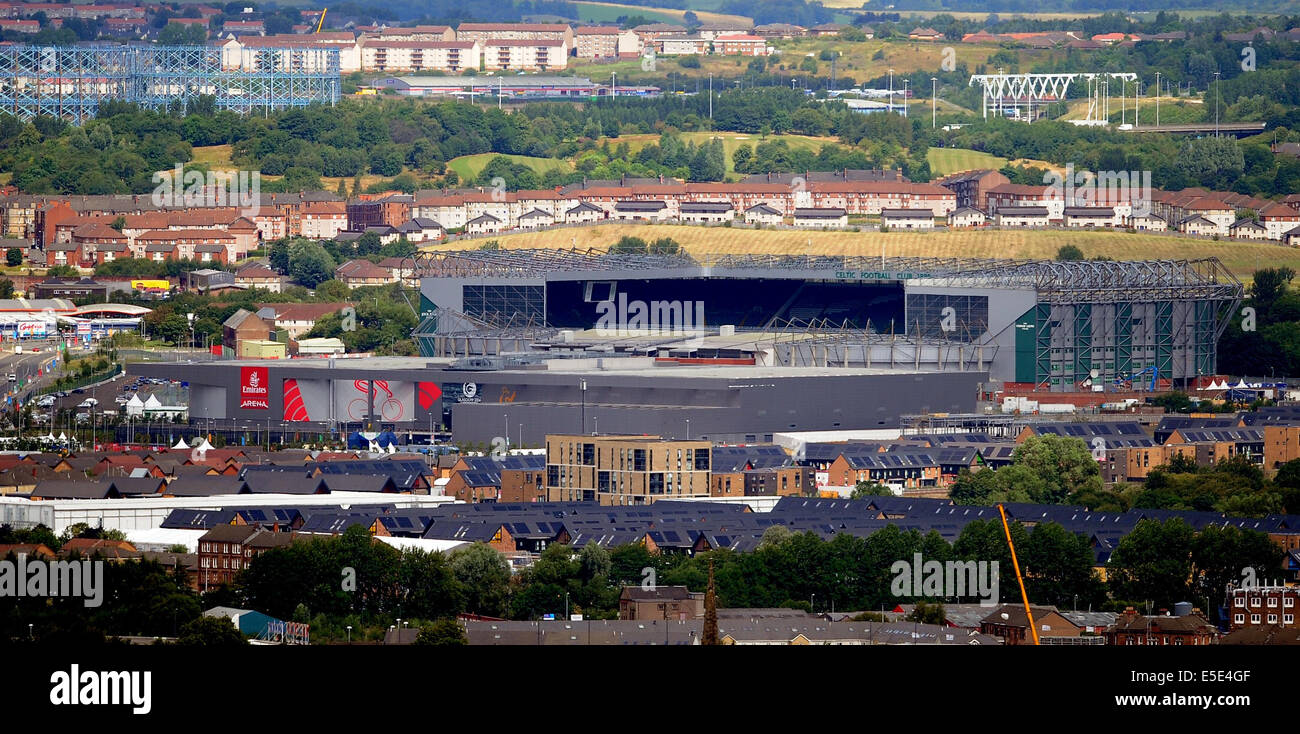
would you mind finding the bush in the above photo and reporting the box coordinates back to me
[678,55,701,69]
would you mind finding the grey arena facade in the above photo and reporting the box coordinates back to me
[130,249,1242,444]
[130,357,984,445]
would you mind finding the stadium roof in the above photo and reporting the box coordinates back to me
[411,249,1243,303]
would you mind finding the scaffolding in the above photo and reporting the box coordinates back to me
[0,44,340,123]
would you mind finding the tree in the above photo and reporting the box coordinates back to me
[268,240,290,273]
[4,247,20,266]
[1022,522,1106,609]
[701,557,719,645]
[1107,518,1195,612]
[0,278,12,299]
[850,480,891,499]
[1190,524,1283,624]
[415,618,467,645]
[287,240,336,289]
[177,616,247,646]
[450,543,511,618]
[1056,245,1084,261]
[157,21,207,45]
[1150,391,1194,414]
[758,525,792,547]
[1012,434,1103,504]
[905,600,946,625]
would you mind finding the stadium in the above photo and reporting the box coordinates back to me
[412,249,1244,392]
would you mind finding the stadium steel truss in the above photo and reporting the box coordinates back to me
[0,44,341,123]
[409,249,1244,388]
[968,72,1136,122]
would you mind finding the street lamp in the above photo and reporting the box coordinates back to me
[1213,71,1221,136]
[346,625,352,643]
[580,379,587,434]
[685,418,690,440]
[931,77,937,129]
[1154,71,1160,127]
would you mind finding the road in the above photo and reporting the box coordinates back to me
[1,346,61,404]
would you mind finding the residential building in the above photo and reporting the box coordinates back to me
[222,308,275,358]
[335,259,396,287]
[1227,586,1299,629]
[948,206,987,227]
[574,26,620,59]
[713,34,769,56]
[936,169,1009,211]
[995,206,1051,227]
[743,203,783,225]
[619,586,704,621]
[544,434,712,505]
[791,208,847,228]
[979,604,1082,645]
[234,265,283,293]
[196,525,295,591]
[880,208,934,229]
[481,39,568,71]
[1106,607,1218,645]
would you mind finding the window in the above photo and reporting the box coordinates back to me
[1234,597,1245,608]
[1285,614,1294,624]
[1251,614,1261,624]
[1286,597,1295,608]
[1235,614,1244,624]
[1268,597,1278,608]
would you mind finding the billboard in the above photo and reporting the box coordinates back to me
[239,366,270,409]
[283,378,422,423]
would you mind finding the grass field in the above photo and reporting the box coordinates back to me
[926,148,1007,176]
[572,2,678,25]
[572,0,750,25]
[447,153,574,181]
[600,131,838,176]
[423,224,1296,280]
[191,145,234,168]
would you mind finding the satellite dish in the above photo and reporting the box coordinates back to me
[1090,369,1100,379]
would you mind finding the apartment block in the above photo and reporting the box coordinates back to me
[545,434,712,505]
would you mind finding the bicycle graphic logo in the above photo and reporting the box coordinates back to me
[347,379,404,421]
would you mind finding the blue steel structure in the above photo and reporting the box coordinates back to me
[0,44,340,123]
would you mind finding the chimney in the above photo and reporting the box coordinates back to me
[1123,606,1137,618]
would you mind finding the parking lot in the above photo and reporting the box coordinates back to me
[31,372,188,424]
